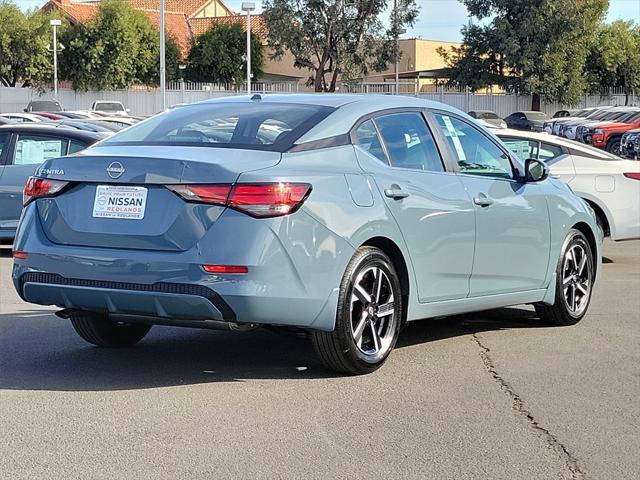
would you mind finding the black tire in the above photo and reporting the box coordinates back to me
[70,312,151,347]
[605,137,621,155]
[311,247,403,375]
[535,229,594,326]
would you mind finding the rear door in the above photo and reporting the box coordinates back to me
[431,112,551,296]
[0,133,70,231]
[353,111,475,302]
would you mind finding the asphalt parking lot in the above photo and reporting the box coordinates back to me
[0,240,638,480]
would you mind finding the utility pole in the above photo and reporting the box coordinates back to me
[242,3,256,94]
[160,0,166,110]
[394,0,399,95]
[50,19,62,99]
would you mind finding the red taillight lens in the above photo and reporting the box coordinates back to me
[166,184,231,205]
[12,251,28,260]
[228,183,311,218]
[23,177,69,206]
[168,182,311,218]
[624,172,640,181]
[202,265,248,274]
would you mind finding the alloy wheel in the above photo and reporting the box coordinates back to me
[350,266,398,362]
[562,244,591,317]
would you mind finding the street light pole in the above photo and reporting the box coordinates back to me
[50,19,61,99]
[242,3,256,95]
[394,0,399,95]
[160,0,166,110]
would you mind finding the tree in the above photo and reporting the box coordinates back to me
[439,0,608,109]
[262,0,418,92]
[0,1,65,87]
[59,0,180,90]
[585,21,640,105]
[186,23,263,86]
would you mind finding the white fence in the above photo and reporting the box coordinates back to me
[1,84,637,118]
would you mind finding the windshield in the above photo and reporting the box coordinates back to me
[478,112,501,119]
[618,111,640,123]
[526,112,548,120]
[104,102,334,150]
[29,101,62,112]
[96,103,124,111]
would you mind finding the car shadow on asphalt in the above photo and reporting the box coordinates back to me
[0,306,549,392]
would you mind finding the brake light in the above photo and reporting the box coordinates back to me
[12,251,28,260]
[202,265,248,274]
[168,182,312,218]
[624,172,640,181]
[23,177,69,206]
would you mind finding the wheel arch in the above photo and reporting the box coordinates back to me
[360,236,410,325]
[581,197,611,237]
[571,221,599,280]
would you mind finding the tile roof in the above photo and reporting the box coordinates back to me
[42,1,192,57]
[126,0,234,18]
[189,15,268,39]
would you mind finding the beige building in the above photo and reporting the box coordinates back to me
[364,38,461,92]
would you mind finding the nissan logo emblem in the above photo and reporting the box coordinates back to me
[106,161,125,179]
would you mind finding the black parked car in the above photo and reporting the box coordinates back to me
[620,128,640,159]
[504,111,549,131]
[0,124,105,242]
[24,100,63,113]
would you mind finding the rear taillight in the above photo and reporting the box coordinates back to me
[624,172,640,181]
[167,182,312,218]
[23,177,69,206]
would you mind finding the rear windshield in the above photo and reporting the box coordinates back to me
[104,102,334,150]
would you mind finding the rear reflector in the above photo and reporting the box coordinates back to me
[202,265,248,274]
[168,182,312,218]
[23,177,69,206]
[623,172,640,181]
[12,251,28,260]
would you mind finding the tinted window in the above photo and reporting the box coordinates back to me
[525,112,548,121]
[435,114,513,179]
[353,120,387,163]
[105,103,333,149]
[375,112,444,172]
[95,103,124,111]
[28,101,62,112]
[478,112,500,120]
[0,133,8,157]
[499,137,565,164]
[14,135,68,165]
[69,140,88,154]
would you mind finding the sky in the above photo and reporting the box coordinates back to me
[15,0,640,42]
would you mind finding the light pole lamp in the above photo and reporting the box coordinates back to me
[50,19,62,99]
[241,2,256,95]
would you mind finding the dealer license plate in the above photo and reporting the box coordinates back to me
[92,185,148,220]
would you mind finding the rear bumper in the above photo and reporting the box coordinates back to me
[12,205,353,331]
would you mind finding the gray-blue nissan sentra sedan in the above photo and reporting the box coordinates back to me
[12,95,601,374]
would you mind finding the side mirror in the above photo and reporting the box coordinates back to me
[126,108,131,113]
[524,158,549,182]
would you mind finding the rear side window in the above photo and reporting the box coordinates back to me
[353,120,387,163]
[104,103,334,150]
[69,140,88,154]
[13,135,68,165]
[435,114,513,179]
[375,112,444,172]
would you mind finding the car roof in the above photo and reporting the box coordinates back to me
[0,123,105,141]
[191,94,464,143]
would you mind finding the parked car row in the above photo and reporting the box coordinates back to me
[542,105,640,157]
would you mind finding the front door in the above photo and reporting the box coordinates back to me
[431,112,551,296]
[353,111,475,303]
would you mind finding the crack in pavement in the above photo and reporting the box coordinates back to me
[467,329,586,480]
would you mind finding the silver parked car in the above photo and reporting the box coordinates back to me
[12,95,601,374]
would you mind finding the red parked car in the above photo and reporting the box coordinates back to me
[589,109,640,153]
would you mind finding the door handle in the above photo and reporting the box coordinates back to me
[384,188,410,200]
[473,193,493,207]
